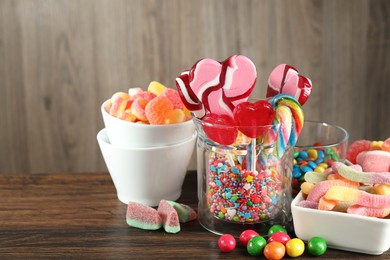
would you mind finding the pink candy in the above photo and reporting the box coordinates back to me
[267,64,312,106]
[176,55,256,118]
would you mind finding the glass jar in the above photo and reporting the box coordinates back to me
[292,120,349,196]
[193,117,293,237]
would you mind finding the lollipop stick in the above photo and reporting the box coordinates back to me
[251,138,257,172]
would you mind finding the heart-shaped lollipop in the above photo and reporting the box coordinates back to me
[267,64,312,106]
[220,55,257,107]
[176,55,257,118]
[201,113,238,145]
[233,100,275,138]
[176,70,206,118]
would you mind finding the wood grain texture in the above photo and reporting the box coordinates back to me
[0,0,389,173]
[0,171,388,258]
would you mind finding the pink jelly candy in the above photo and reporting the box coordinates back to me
[346,139,371,164]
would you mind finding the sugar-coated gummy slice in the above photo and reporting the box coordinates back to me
[130,97,149,122]
[128,87,143,97]
[109,92,130,117]
[160,88,184,110]
[148,81,167,96]
[346,139,371,164]
[145,96,174,125]
[126,201,162,230]
[167,200,197,223]
[129,91,156,102]
[157,200,180,233]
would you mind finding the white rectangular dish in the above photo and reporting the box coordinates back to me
[291,192,390,255]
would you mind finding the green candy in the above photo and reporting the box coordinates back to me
[308,236,327,256]
[268,224,287,236]
[247,236,267,256]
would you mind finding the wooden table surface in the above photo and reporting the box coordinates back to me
[0,171,388,259]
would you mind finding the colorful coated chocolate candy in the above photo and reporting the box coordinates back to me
[292,143,342,195]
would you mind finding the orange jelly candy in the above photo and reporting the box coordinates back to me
[131,97,149,122]
[145,96,174,125]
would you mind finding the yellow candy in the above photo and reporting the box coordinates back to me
[307,149,318,160]
[318,163,329,169]
[148,81,167,96]
[314,166,325,173]
[165,109,186,124]
[301,182,315,195]
[183,106,191,117]
[374,184,390,195]
[370,141,384,150]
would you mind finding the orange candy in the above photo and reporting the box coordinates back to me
[145,96,174,125]
[108,81,191,125]
[131,97,149,122]
[263,241,286,260]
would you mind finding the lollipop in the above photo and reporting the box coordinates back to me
[267,64,312,106]
[268,94,304,148]
[233,99,275,171]
[176,55,256,118]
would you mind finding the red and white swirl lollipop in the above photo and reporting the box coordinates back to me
[266,64,312,106]
[176,55,257,118]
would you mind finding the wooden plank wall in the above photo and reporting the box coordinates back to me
[0,0,389,174]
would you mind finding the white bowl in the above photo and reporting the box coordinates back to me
[292,192,390,255]
[97,128,197,206]
[101,99,196,148]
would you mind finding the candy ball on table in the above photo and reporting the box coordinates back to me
[239,229,260,246]
[307,236,327,256]
[218,234,236,252]
[246,236,267,256]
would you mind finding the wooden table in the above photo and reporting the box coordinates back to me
[0,171,388,259]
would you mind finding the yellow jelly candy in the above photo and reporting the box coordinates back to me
[148,81,167,96]
[165,109,186,124]
[374,184,390,195]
